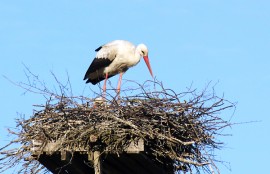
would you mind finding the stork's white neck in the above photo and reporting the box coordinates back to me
[135,48,142,58]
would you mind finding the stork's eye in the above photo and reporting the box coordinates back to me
[142,51,145,54]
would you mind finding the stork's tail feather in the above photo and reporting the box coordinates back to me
[85,76,105,85]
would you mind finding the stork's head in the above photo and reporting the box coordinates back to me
[138,44,148,57]
[137,44,153,77]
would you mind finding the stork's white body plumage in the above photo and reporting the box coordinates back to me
[98,41,140,77]
[84,40,153,95]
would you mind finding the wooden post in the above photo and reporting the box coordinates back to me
[93,151,101,174]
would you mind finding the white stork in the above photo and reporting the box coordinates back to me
[83,40,153,95]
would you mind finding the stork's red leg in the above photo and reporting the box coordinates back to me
[103,72,108,97]
[117,72,123,95]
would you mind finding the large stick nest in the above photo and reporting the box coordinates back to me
[0,74,234,174]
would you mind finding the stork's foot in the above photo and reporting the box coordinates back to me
[116,93,120,101]
[115,94,122,105]
[102,91,106,100]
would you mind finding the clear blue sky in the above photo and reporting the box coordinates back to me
[1,1,270,173]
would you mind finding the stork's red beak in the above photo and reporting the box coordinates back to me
[143,56,153,77]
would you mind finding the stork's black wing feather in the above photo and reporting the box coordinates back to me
[86,73,116,85]
[83,57,112,81]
